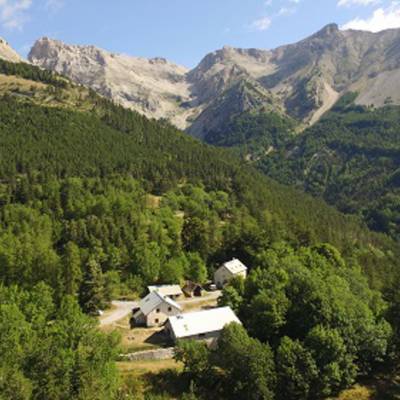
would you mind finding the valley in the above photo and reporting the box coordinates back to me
[20,25,400,244]
[0,13,400,400]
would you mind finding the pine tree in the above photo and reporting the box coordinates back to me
[79,258,105,314]
[62,242,82,297]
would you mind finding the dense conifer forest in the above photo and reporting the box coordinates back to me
[215,94,400,242]
[265,100,400,239]
[1,61,400,399]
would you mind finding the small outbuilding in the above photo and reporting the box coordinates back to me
[182,281,203,298]
[147,284,183,300]
[165,306,241,343]
[133,291,182,327]
[213,258,247,288]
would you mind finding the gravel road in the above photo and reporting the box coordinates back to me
[99,291,222,327]
[99,300,137,327]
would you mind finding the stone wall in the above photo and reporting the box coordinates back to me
[120,347,175,361]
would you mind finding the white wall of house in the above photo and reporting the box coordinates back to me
[214,266,247,288]
[145,302,181,327]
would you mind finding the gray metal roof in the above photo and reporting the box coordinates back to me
[167,307,241,339]
[139,291,182,316]
[148,284,183,297]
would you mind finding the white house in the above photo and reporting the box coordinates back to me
[165,306,241,343]
[214,258,247,288]
[147,284,183,300]
[133,291,182,327]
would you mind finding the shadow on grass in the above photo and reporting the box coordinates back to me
[144,330,173,348]
[145,369,189,398]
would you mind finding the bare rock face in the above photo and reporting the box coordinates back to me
[29,37,192,128]
[28,24,400,139]
[0,38,23,63]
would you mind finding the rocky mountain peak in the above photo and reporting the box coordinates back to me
[149,57,168,65]
[315,23,340,37]
[26,25,400,141]
[0,37,23,63]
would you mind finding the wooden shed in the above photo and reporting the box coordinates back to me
[182,281,203,298]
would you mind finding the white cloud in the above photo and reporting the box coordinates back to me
[338,0,379,7]
[278,6,296,16]
[251,16,272,31]
[45,0,63,12]
[0,0,63,30]
[255,0,301,31]
[0,0,32,30]
[342,2,400,31]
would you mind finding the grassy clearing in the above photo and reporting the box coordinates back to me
[181,297,219,312]
[0,74,46,93]
[101,314,169,354]
[0,72,96,112]
[117,360,184,399]
[117,359,182,375]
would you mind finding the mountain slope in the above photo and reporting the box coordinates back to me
[0,57,397,288]
[258,95,400,240]
[28,24,400,142]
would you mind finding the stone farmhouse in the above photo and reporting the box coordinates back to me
[132,291,182,327]
[214,258,247,288]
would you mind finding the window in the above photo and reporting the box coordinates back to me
[155,318,159,324]
[168,307,172,312]
[156,308,160,313]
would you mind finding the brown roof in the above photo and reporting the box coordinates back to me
[182,281,203,292]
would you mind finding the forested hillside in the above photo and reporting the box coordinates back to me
[192,91,400,243]
[0,94,396,290]
[258,94,400,241]
[203,110,296,155]
[0,60,400,399]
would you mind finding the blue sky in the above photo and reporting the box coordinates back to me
[0,0,400,67]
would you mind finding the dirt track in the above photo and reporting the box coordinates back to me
[99,300,137,327]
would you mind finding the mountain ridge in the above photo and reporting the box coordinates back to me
[26,24,400,141]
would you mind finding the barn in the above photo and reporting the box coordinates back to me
[165,307,241,343]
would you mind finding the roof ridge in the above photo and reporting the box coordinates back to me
[163,294,182,310]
